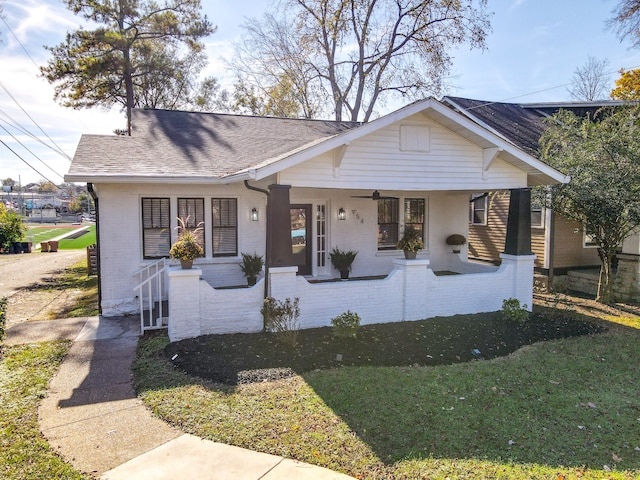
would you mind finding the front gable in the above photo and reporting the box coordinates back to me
[278,112,528,191]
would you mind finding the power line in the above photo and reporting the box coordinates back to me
[0,123,64,179]
[0,108,72,159]
[0,81,71,161]
[0,137,57,184]
[0,16,41,71]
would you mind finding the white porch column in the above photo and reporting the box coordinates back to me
[268,266,299,300]
[168,267,202,342]
[392,258,430,321]
[499,254,536,310]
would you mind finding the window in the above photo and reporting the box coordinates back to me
[211,198,237,256]
[469,194,488,225]
[142,198,170,259]
[378,198,399,250]
[404,198,425,239]
[583,226,599,247]
[178,198,205,248]
[531,202,544,228]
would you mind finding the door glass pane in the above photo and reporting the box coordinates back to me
[291,207,307,267]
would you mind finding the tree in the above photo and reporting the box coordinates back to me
[611,68,640,99]
[608,0,640,48]
[41,0,214,135]
[38,181,58,193]
[0,203,26,251]
[230,0,491,122]
[539,106,640,303]
[567,56,611,101]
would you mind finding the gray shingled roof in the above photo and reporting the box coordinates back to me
[443,96,625,156]
[68,109,359,180]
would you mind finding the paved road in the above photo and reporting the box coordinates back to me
[0,250,86,298]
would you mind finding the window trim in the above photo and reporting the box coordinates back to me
[178,197,206,249]
[377,198,400,250]
[141,197,171,259]
[211,197,238,257]
[469,194,488,226]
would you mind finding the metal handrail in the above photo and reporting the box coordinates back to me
[134,258,168,332]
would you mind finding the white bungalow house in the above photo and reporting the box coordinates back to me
[66,98,568,342]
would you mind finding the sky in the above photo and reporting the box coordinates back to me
[1,0,639,185]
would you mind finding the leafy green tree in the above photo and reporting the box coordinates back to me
[231,0,491,122]
[0,204,26,251]
[41,0,215,134]
[539,106,640,303]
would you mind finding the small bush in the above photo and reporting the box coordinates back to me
[501,298,529,323]
[261,297,300,346]
[331,311,361,338]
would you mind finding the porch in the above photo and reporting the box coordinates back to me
[166,253,534,342]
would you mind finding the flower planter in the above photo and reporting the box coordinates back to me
[180,259,193,269]
[404,250,417,259]
[339,269,350,280]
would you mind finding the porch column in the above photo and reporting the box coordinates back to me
[168,267,202,342]
[267,184,295,267]
[504,188,533,256]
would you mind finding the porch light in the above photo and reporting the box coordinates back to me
[251,207,259,221]
[338,207,346,221]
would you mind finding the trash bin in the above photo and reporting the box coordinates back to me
[48,240,59,252]
[22,242,32,253]
[41,241,50,252]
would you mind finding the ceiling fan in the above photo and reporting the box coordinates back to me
[351,190,398,200]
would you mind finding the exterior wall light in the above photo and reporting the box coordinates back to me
[338,207,346,221]
[251,207,259,221]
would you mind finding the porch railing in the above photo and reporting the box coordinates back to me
[134,258,168,332]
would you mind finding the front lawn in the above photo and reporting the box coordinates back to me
[0,341,88,479]
[134,300,640,480]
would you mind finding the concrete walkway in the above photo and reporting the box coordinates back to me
[6,316,354,480]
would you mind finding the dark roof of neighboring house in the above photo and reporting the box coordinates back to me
[443,97,628,156]
[69,109,359,180]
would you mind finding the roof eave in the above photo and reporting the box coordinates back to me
[64,173,249,184]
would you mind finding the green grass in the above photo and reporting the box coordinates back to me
[134,309,640,480]
[24,226,76,245]
[0,341,89,479]
[58,226,96,250]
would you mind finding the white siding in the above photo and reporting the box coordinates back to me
[97,182,268,316]
[279,114,527,191]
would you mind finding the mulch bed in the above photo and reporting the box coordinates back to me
[165,311,603,386]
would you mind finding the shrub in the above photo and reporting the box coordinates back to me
[261,297,300,346]
[501,298,529,323]
[0,205,26,251]
[331,311,361,338]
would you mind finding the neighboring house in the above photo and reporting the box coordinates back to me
[65,98,567,341]
[443,97,629,293]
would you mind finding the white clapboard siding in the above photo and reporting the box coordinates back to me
[279,115,527,190]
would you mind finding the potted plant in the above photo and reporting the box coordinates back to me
[169,217,204,269]
[397,226,424,259]
[240,252,264,286]
[446,234,467,253]
[329,247,358,280]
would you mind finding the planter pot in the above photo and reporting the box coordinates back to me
[247,276,257,286]
[41,241,50,253]
[339,269,350,280]
[48,240,59,252]
[180,259,193,269]
[404,250,417,259]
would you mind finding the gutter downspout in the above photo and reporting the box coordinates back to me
[87,183,101,314]
[244,180,270,300]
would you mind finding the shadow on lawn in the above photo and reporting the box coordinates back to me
[162,310,640,473]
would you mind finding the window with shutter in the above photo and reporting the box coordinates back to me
[142,198,170,258]
[178,198,205,248]
[212,198,238,256]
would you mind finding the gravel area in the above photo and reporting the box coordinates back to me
[0,250,87,326]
